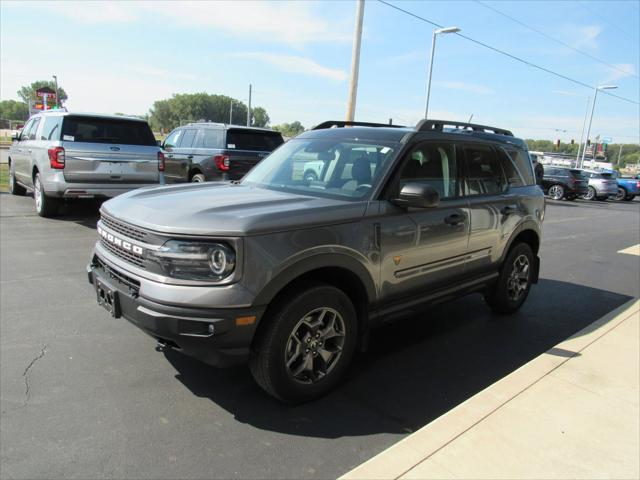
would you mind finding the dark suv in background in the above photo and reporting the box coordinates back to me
[542,166,589,200]
[88,119,544,403]
[161,123,284,183]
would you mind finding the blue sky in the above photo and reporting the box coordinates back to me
[1,0,638,141]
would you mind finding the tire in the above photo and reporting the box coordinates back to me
[303,170,318,182]
[8,162,26,196]
[623,195,635,202]
[547,184,564,200]
[612,187,627,201]
[190,173,206,183]
[34,173,60,217]
[582,186,597,201]
[485,242,535,315]
[250,283,357,403]
[565,194,576,201]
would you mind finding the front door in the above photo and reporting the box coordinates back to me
[379,140,470,303]
[162,129,184,183]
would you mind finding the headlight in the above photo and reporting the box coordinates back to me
[148,240,236,281]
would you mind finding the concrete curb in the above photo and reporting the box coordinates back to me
[340,298,640,480]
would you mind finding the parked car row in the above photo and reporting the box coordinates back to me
[8,111,284,216]
[541,165,638,202]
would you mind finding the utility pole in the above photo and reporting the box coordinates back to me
[617,144,623,166]
[229,101,233,124]
[345,0,365,122]
[247,84,252,127]
[52,75,59,108]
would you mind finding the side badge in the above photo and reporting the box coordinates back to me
[393,255,402,266]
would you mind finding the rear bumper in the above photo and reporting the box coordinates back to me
[87,254,265,367]
[42,172,160,198]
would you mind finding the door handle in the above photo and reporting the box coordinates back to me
[187,155,194,160]
[166,154,174,158]
[444,214,465,226]
[501,205,518,215]
[27,149,32,154]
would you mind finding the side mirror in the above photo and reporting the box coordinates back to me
[11,132,20,141]
[393,182,439,209]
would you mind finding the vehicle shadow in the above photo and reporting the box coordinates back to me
[164,278,631,439]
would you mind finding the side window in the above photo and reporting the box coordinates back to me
[40,116,63,140]
[163,129,182,149]
[501,148,535,186]
[179,129,197,148]
[20,119,34,140]
[28,118,41,140]
[464,145,507,195]
[200,129,223,149]
[398,142,458,199]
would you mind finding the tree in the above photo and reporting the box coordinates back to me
[148,93,266,132]
[17,80,68,106]
[273,121,305,138]
[251,107,270,128]
[0,100,29,122]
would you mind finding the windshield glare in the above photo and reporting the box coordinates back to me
[241,138,400,200]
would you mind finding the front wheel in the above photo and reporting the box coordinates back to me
[612,187,627,201]
[623,195,635,201]
[34,173,60,217]
[190,173,206,183]
[9,162,26,196]
[250,284,357,403]
[582,186,596,201]
[485,243,534,314]
[547,184,564,200]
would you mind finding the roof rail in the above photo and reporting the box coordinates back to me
[416,119,513,137]
[312,120,406,130]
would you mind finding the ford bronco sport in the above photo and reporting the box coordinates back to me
[87,119,544,403]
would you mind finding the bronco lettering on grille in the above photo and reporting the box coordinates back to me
[97,225,144,255]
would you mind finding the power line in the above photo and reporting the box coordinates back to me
[475,0,638,79]
[377,0,640,105]
[579,1,638,42]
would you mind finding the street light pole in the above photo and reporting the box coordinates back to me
[576,96,590,167]
[580,85,617,169]
[52,75,59,108]
[346,0,365,122]
[424,26,460,119]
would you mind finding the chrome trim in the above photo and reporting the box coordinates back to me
[97,221,162,251]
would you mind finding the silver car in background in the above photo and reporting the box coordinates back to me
[8,111,163,217]
[581,170,618,201]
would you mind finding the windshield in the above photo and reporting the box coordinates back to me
[241,138,401,200]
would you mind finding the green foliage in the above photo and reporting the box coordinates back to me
[148,93,270,132]
[0,100,29,122]
[272,121,305,138]
[251,107,269,128]
[17,80,68,105]
[525,138,640,168]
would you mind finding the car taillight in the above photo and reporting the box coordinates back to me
[636,181,640,189]
[214,154,230,171]
[48,147,65,169]
[158,151,165,172]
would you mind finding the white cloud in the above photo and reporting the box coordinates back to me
[8,1,350,46]
[603,63,637,82]
[561,24,603,50]
[130,66,196,81]
[227,52,347,82]
[436,81,494,95]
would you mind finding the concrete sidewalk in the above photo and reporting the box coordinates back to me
[342,299,640,480]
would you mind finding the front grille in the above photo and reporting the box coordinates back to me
[101,214,149,242]
[94,256,140,297]
[100,238,145,268]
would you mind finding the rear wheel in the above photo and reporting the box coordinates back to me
[190,172,206,183]
[548,184,564,200]
[623,195,635,201]
[250,284,357,403]
[34,173,60,217]
[485,243,534,314]
[8,162,26,196]
[612,187,627,201]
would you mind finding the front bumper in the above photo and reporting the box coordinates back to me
[87,255,265,367]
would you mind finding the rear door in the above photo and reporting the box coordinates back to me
[162,128,183,183]
[60,115,159,184]
[171,128,198,182]
[223,128,284,180]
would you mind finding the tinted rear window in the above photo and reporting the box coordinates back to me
[569,169,585,178]
[61,116,156,146]
[226,129,284,151]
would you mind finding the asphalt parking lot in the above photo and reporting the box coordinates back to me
[1,192,639,479]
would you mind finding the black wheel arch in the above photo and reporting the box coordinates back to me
[500,223,541,284]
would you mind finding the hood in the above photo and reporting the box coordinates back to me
[101,182,368,236]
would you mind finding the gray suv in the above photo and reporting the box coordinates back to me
[162,123,284,183]
[8,111,162,217]
[87,119,544,403]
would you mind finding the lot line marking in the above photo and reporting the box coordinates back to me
[618,244,640,256]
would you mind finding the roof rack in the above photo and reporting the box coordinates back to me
[312,120,406,130]
[416,119,513,137]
